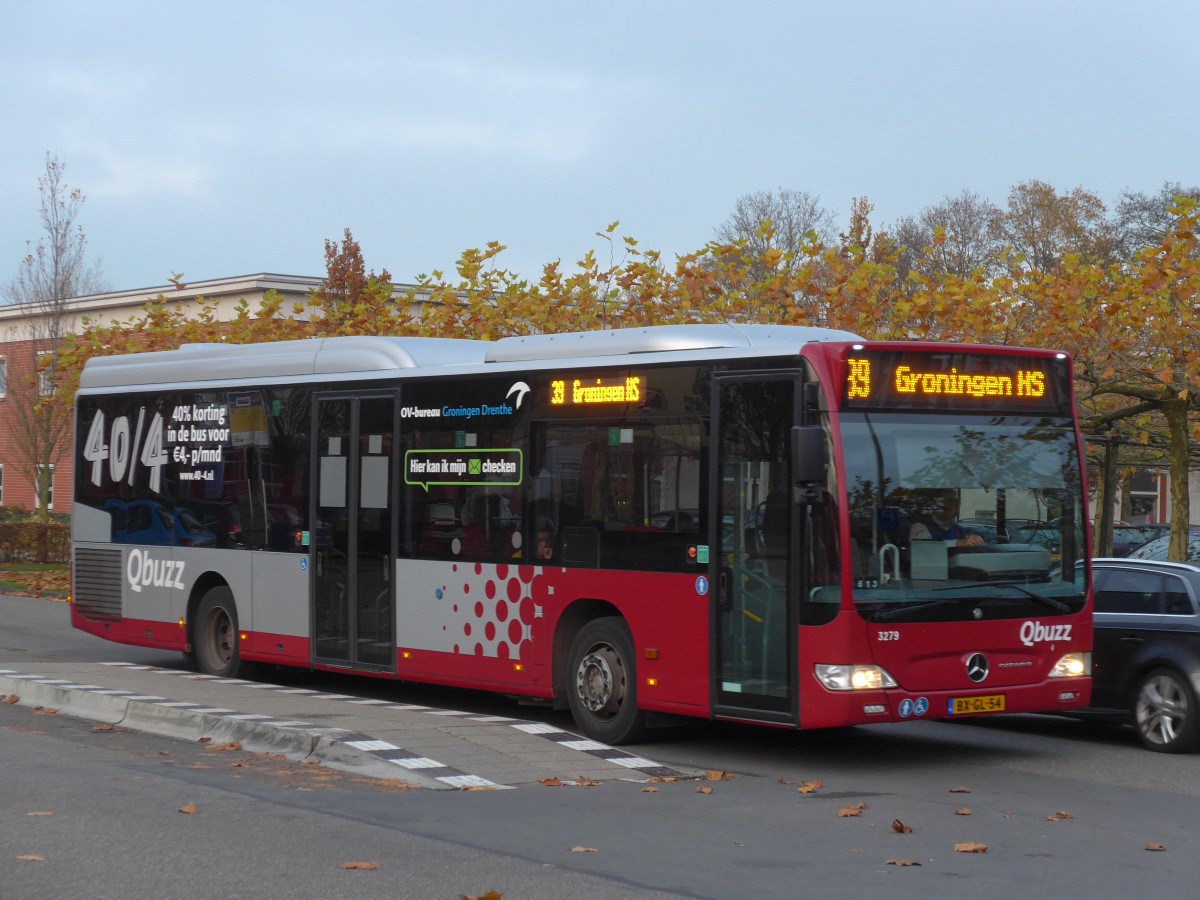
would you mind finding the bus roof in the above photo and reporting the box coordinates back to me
[78,324,865,389]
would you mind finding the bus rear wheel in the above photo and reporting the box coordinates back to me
[567,617,646,745]
[193,587,256,678]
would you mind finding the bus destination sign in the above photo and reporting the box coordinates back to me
[550,375,643,407]
[841,349,1070,415]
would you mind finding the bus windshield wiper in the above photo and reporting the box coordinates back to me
[931,580,1071,613]
[868,598,968,622]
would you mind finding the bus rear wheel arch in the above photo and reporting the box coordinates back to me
[192,586,257,679]
[567,616,647,745]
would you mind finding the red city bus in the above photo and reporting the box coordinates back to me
[71,325,1091,743]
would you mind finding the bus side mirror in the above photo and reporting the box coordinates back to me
[791,426,826,504]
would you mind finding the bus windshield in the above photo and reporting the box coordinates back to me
[840,412,1087,623]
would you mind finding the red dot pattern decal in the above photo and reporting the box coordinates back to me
[412,559,554,660]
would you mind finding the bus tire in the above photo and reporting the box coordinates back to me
[193,587,256,679]
[1134,667,1199,753]
[567,617,647,745]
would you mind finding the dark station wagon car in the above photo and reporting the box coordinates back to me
[1086,558,1200,752]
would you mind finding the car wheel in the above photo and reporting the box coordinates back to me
[1134,667,1200,753]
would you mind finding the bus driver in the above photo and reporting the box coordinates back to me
[910,490,984,548]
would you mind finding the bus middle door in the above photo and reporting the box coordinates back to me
[313,392,397,671]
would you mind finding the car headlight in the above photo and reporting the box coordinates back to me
[815,664,897,691]
[1049,652,1090,678]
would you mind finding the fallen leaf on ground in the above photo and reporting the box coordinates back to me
[206,741,242,752]
[178,803,197,815]
[92,724,114,732]
[778,777,794,785]
[32,707,59,716]
[25,812,53,817]
[570,847,598,853]
[696,786,713,795]
[198,737,212,743]
[4,695,19,704]
[838,803,868,817]
[796,780,823,794]
[954,842,987,853]
[460,892,503,900]
[886,858,922,866]
[538,777,563,787]
[340,860,379,870]
[641,787,659,793]
[460,786,496,791]
[17,855,44,862]
[1145,843,1167,852]
[891,819,913,833]
[576,776,600,787]
[705,770,735,781]
[949,786,971,793]
[954,808,972,816]
[1045,811,1074,821]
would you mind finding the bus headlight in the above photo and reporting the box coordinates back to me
[815,664,898,691]
[1049,652,1090,678]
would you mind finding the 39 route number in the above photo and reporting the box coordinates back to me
[82,408,168,492]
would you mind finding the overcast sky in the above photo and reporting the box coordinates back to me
[3,1,1197,294]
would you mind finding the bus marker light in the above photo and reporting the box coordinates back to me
[239,633,247,641]
[178,618,185,628]
[513,663,523,672]
[644,648,659,659]
[645,677,658,687]
[401,651,412,659]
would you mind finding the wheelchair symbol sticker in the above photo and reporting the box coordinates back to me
[695,576,709,596]
[913,697,929,716]
[300,558,308,572]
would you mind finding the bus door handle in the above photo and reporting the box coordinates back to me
[719,567,733,612]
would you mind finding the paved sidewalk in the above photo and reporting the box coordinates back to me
[0,661,691,790]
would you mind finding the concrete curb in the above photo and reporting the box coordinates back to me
[0,673,454,790]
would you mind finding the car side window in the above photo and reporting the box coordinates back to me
[1163,577,1197,615]
[1095,569,1197,615]
[1094,569,1164,614]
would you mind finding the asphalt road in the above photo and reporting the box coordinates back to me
[3,594,1198,899]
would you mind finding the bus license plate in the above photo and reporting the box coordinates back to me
[948,695,1005,715]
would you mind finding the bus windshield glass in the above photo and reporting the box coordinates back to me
[841,412,1087,623]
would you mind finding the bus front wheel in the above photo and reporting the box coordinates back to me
[193,587,255,678]
[567,617,647,745]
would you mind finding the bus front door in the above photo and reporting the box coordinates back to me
[711,375,798,723]
[313,393,397,670]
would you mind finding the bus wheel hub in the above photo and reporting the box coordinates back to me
[577,648,621,714]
